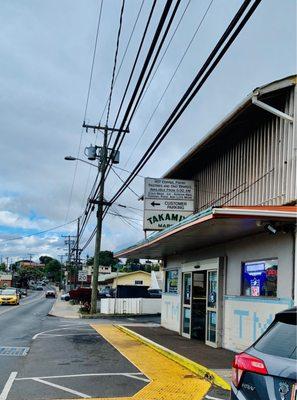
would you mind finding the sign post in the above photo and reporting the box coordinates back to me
[143,178,195,231]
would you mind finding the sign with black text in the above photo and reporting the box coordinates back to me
[143,178,195,231]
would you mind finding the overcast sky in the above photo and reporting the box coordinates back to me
[0,0,296,263]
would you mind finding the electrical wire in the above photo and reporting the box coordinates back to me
[79,0,174,240]
[124,0,214,168]
[65,1,104,223]
[105,0,262,214]
[99,0,145,122]
[111,166,140,198]
[0,218,79,243]
[105,0,126,125]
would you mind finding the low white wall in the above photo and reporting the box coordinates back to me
[100,298,161,315]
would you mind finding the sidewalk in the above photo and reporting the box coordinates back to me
[48,293,80,318]
[124,325,235,385]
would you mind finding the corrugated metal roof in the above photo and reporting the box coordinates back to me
[163,75,296,178]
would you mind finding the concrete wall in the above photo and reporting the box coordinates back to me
[112,272,151,289]
[163,231,294,351]
[100,298,161,315]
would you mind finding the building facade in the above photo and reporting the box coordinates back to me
[116,76,297,353]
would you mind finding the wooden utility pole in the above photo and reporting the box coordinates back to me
[83,123,129,315]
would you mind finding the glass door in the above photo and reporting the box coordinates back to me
[206,269,218,347]
[182,273,192,337]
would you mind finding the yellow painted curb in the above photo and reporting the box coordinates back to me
[116,325,231,391]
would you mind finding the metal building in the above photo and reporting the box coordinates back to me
[116,76,297,353]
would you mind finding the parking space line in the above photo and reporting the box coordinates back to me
[15,372,147,381]
[32,378,91,398]
[32,326,93,340]
[0,372,18,400]
[205,396,224,400]
[123,374,150,383]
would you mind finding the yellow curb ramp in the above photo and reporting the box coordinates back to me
[91,324,211,400]
[116,324,231,391]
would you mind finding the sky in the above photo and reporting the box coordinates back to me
[0,0,296,264]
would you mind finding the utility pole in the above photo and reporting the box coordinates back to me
[62,235,76,288]
[74,217,80,288]
[83,122,129,314]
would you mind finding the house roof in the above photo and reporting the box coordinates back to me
[115,206,296,259]
[163,75,296,179]
[98,270,151,283]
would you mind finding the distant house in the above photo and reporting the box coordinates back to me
[0,273,12,288]
[18,260,45,269]
[98,271,151,290]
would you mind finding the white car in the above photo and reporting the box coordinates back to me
[61,293,70,301]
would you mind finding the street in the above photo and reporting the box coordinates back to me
[0,293,148,400]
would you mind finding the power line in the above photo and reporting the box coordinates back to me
[124,0,213,168]
[65,1,104,223]
[111,166,140,198]
[99,0,145,122]
[0,218,79,243]
[79,0,174,240]
[105,0,126,126]
[105,0,262,213]
[84,0,104,121]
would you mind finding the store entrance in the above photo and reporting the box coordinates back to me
[181,269,218,346]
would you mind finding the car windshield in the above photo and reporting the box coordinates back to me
[1,289,16,295]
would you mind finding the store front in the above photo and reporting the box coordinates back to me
[116,206,296,352]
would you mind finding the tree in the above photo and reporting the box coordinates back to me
[45,259,61,282]
[0,263,6,272]
[39,256,53,265]
[17,267,44,288]
[86,251,119,268]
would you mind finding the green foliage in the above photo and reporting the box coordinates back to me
[86,251,119,267]
[45,259,61,282]
[39,255,54,265]
[0,263,6,272]
[17,267,44,288]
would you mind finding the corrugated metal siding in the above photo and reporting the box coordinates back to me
[194,87,296,210]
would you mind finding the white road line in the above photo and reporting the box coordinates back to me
[205,395,225,400]
[32,326,93,340]
[0,371,18,400]
[32,378,91,398]
[123,373,150,383]
[16,372,146,381]
[37,333,98,338]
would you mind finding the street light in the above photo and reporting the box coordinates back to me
[64,156,97,168]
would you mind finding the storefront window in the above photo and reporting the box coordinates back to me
[241,259,278,297]
[166,270,179,294]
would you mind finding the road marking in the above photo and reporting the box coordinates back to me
[38,333,98,338]
[0,347,29,357]
[205,396,225,400]
[16,372,148,381]
[123,373,150,383]
[32,378,91,398]
[0,372,18,400]
[32,325,93,340]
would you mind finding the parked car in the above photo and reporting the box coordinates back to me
[61,293,70,301]
[45,290,56,298]
[231,307,297,400]
[0,288,20,305]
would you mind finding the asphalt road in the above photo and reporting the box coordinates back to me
[0,292,148,400]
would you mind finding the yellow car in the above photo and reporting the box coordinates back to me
[0,288,20,305]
